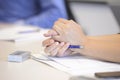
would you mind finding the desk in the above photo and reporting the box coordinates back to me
[1,25,119,80]
[0,25,71,80]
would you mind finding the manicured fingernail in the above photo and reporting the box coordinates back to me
[60,42,64,46]
[50,39,54,43]
[55,42,59,45]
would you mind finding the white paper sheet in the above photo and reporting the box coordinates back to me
[0,26,44,42]
[31,53,120,77]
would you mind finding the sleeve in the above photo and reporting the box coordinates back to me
[25,0,68,29]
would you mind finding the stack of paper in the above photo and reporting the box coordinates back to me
[31,53,120,78]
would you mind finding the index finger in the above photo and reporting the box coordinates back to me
[44,29,58,37]
[58,18,69,24]
[42,38,55,47]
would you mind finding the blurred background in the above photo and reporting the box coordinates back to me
[0,0,120,35]
[66,0,120,35]
[67,0,120,24]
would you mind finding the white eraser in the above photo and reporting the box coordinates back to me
[8,51,31,62]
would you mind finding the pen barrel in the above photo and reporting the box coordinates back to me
[68,45,84,49]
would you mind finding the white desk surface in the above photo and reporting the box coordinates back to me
[1,25,119,80]
[0,25,71,80]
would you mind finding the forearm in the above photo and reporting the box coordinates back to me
[87,34,120,41]
[73,34,120,63]
[50,19,120,62]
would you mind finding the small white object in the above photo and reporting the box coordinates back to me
[8,51,31,62]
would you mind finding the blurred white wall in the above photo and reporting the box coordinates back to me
[107,0,120,5]
[69,0,120,6]
[69,0,120,35]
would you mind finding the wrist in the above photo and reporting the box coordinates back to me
[70,36,88,53]
[78,36,88,45]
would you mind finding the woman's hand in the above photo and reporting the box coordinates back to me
[52,18,87,45]
[42,18,87,57]
[42,38,73,57]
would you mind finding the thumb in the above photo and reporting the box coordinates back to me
[44,29,58,37]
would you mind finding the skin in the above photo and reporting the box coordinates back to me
[42,18,120,63]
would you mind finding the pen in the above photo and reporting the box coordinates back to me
[18,29,40,34]
[68,45,84,49]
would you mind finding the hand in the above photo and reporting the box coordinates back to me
[52,18,87,45]
[43,28,73,57]
[42,38,73,57]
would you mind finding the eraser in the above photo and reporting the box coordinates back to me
[8,51,31,62]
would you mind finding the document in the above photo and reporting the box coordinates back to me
[0,25,46,42]
[31,53,120,78]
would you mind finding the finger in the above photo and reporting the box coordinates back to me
[44,42,59,54]
[42,38,54,47]
[50,42,65,56]
[63,49,73,57]
[44,29,58,37]
[53,25,62,35]
[69,20,81,28]
[69,19,75,23]
[51,35,61,42]
[53,21,66,34]
[58,18,69,24]
[52,21,64,41]
[54,20,66,27]
[69,20,85,34]
[57,43,70,57]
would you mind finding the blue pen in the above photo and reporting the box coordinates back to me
[68,45,84,49]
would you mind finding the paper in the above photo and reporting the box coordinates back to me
[0,26,42,42]
[32,53,120,78]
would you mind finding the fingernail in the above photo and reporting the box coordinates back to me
[55,42,59,45]
[60,42,64,46]
[50,39,54,43]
